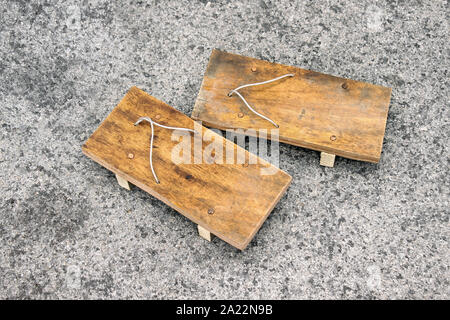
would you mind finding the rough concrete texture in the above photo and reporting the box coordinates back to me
[0,0,448,299]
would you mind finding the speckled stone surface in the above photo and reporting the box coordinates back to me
[0,0,448,299]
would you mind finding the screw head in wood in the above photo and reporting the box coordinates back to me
[330,135,337,141]
[238,112,244,118]
[128,153,134,159]
[342,82,348,89]
[207,208,215,215]
[251,66,257,72]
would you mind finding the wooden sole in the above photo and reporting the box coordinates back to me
[192,49,392,166]
[82,87,292,250]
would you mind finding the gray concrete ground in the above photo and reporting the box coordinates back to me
[0,0,448,299]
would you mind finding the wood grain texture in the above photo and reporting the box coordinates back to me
[82,87,291,250]
[192,49,392,163]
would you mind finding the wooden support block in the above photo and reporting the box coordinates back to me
[197,225,212,242]
[192,49,392,164]
[115,174,131,190]
[320,152,336,167]
[82,87,291,250]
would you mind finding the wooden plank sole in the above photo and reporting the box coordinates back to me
[192,49,392,165]
[82,87,292,250]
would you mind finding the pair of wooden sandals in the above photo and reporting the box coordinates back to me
[82,49,392,250]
